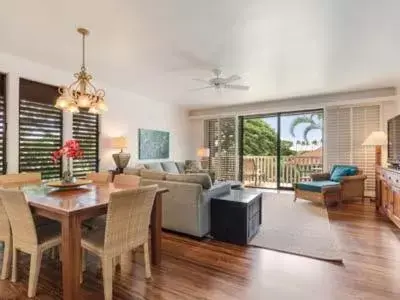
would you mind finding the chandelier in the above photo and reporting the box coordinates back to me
[55,28,107,114]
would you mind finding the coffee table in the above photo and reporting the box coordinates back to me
[211,189,262,245]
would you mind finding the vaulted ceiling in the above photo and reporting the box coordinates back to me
[0,0,399,108]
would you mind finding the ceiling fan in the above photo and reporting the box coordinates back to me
[191,69,250,91]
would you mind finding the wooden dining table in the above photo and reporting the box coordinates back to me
[23,183,168,300]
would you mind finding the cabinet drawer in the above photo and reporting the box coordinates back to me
[248,196,261,219]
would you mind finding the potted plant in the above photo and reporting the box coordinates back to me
[52,139,84,183]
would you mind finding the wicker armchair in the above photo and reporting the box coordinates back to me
[311,168,367,202]
[0,189,61,298]
[81,185,157,300]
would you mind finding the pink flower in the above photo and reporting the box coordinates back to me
[51,139,84,163]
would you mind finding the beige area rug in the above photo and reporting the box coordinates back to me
[249,191,342,261]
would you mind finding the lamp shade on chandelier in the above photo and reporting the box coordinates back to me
[55,28,108,114]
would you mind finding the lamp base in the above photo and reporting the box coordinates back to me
[112,152,131,173]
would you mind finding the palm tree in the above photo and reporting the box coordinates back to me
[290,113,322,142]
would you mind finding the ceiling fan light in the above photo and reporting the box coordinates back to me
[77,94,91,108]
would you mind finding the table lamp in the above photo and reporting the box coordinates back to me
[197,147,210,169]
[362,131,387,166]
[111,136,130,173]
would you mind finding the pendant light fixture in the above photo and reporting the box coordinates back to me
[55,28,108,114]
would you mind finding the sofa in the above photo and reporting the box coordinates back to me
[124,166,231,237]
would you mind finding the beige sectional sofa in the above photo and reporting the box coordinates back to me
[124,163,231,237]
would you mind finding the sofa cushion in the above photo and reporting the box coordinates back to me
[165,173,212,189]
[140,169,167,180]
[124,168,141,176]
[330,165,357,182]
[144,162,164,172]
[184,160,203,172]
[161,161,180,174]
[296,181,340,193]
[175,161,185,174]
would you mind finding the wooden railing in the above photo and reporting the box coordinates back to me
[243,155,323,187]
[210,155,323,187]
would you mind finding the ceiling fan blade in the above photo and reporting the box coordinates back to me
[225,74,241,83]
[189,86,214,91]
[192,78,210,84]
[225,84,250,91]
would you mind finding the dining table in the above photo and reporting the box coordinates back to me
[23,182,168,300]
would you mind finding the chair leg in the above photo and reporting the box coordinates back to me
[102,258,113,300]
[143,242,151,279]
[28,251,42,298]
[11,247,17,283]
[1,238,11,280]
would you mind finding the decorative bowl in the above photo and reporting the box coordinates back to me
[46,179,93,190]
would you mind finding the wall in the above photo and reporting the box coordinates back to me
[0,52,190,173]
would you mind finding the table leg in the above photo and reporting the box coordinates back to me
[150,192,162,265]
[61,214,82,300]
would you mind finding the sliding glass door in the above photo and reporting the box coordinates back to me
[240,109,323,189]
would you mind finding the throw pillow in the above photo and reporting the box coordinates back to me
[330,166,356,182]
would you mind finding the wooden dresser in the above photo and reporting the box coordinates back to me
[376,167,400,228]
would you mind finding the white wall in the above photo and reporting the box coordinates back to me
[0,52,190,173]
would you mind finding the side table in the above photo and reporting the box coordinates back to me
[211,189,262,245]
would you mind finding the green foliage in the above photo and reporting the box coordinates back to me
[243,119,295,156]
[289,113,323,142]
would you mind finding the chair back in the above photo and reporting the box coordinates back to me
[0,173,41,189]
[0,196,10,240]
[113,174,141,187]
[243,159,256,174]
[0,189,37,245]
[86,172,111,184]
[104,185,157,254]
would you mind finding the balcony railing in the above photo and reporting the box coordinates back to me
[210,155,323,188]
[243,155,323,188]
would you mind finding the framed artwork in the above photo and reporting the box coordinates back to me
[138,129,170,159]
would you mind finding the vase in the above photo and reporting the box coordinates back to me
[62,158,75,183]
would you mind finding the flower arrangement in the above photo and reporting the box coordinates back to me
[52,139,84,163]
[52,139,83,183]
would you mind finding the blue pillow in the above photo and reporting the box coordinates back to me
[330,166,356,182]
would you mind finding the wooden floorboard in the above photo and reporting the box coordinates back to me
[0,197,399,299]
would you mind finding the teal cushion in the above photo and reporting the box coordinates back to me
[296,181,340,193]
[330,165,357,182]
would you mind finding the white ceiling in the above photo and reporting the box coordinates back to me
[1,0,400,108]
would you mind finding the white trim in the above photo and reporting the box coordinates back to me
[189,96,396,120]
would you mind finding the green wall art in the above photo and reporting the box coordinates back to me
[138,129,170,159]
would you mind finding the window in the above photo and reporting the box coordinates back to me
[326,105,380,194]
[72,110,99,177]
[19,79,62,180]
[205,117,237,180]
[0,74,6,174]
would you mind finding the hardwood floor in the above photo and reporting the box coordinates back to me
[0,195,399,299]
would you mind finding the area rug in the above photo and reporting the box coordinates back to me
[249,191,342,261]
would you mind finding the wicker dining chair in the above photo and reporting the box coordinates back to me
[81,185,158,300]
[86,172,112,184]
[0,172,41,188]
[0,197,11,280]
[113,174,141,186]
[0,189,61,298]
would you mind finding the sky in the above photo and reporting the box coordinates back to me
[262,113,323,151]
